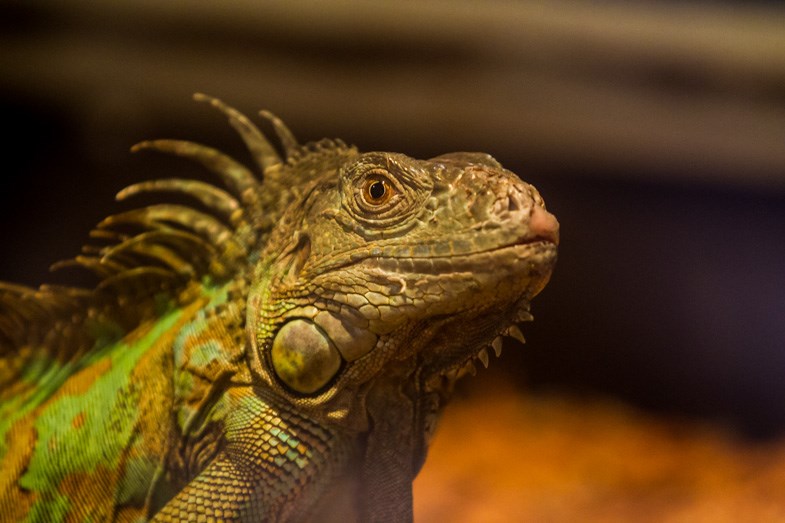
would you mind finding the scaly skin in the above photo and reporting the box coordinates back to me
[0,95,558,522]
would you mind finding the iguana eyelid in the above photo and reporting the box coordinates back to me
[341,161,420,230]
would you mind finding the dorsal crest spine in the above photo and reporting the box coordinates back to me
[0,95,352,362]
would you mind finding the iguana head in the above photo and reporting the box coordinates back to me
[248,145,558,426]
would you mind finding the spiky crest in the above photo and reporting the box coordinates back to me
[0,95,354,368]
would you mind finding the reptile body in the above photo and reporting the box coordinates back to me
[0,96,559,522]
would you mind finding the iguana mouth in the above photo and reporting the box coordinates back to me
[374,239,557,275]
[307,238,557,279]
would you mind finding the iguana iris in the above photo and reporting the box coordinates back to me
[0,95,559,522]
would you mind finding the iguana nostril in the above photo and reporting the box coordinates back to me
[507,194,520,212]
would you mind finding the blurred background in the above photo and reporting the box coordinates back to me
[2,1,784,520]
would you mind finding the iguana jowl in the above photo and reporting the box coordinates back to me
[0,95,559,522]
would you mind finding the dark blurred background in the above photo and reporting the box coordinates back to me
[1,1,784,438]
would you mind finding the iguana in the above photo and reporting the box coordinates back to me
[0,95,559,522]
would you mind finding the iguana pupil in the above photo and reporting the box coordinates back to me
[362,174,393,206]
[271,319,342,394]
[369,180,385,200]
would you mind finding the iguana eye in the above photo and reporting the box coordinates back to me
[340,154,431,232]
[361,175,395,206]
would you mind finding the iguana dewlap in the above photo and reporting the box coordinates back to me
[0,95,558,522]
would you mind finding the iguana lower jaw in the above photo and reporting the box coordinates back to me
[420,299,535,390]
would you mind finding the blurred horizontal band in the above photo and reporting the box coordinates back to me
[2,0,784,188]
